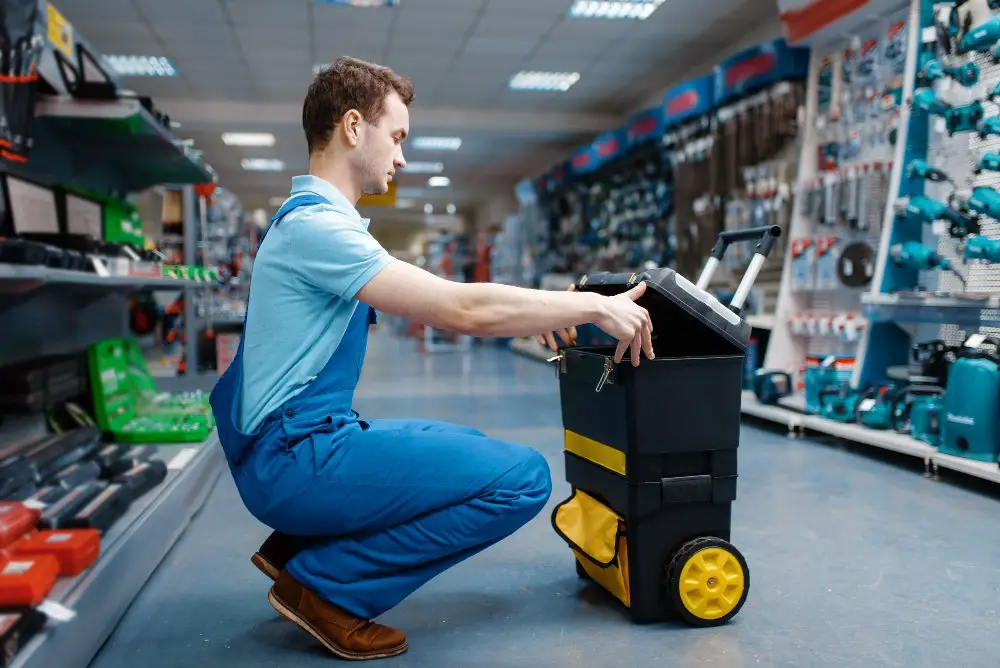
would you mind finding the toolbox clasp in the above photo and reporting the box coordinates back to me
[546,354,566,378]
[596,358,615,392]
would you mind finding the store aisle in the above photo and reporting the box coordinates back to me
[89,333,1000,668]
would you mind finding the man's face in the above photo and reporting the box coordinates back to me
[357,92,409,196]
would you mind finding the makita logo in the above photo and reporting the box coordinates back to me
[946,413,975,426]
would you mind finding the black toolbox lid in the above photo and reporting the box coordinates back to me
[576,268,751,355]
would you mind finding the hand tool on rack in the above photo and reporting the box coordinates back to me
[889,240,966,286]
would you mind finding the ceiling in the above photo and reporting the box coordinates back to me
[51,0,783,222]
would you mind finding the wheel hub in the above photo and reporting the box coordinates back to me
[677,546,746,620]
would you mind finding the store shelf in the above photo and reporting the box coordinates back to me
[11,437,224,668]
[861,293,1000,328]
[740,390,806,430]
[932,452,1000,485]
[0,263,205,295]
[741,391,936,461]
[31,96,215,193]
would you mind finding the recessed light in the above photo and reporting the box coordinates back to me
[568,0,663,20]
[446,203,456,215]
[424,203,434,214]
[428,176,450,187]
[412,137,462,151]
[402,161,444,173]
[509,71,580,91]
[242,158,285,172]
[222,132,276,147]
[104,55,178,77]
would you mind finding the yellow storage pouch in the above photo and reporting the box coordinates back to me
[551,489,631,607]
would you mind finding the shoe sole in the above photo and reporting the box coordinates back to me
[251,553,279,581]
[267,589,408,661]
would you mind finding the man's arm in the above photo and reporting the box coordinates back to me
[357,258,655,363]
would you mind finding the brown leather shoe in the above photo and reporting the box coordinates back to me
[251,531,301,581]
[268,570,408,660]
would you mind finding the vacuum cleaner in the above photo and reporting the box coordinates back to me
[939,336,1000,462]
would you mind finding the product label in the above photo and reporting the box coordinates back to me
[858,38,879,82]
[884,20,907,76]
[3,562,32,576]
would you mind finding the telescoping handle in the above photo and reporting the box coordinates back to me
[696,224,782,314]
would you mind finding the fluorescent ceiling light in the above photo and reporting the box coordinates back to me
[568,0,664,20]
[412,137,462,150]
[222,132,275,147]
[242,158,285,172]
[428,176,450,187]
[402,161,444,173]
[104,55,178,77]
[509,71,580,91]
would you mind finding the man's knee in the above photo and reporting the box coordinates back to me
[492,446,552,515]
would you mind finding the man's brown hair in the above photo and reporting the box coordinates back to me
[303,56,415,155]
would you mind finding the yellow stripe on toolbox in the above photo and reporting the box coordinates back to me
[564,430,626,476]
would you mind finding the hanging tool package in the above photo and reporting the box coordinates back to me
[0,0,43,164]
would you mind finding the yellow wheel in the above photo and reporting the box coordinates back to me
[665,537,749,627]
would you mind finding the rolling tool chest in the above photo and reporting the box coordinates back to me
[550,225,780,627]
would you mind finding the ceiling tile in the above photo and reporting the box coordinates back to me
[133,0,228,23]
[225,0,310,26]
[463,36,541,57]
[55,0,141,23]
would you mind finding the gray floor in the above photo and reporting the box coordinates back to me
[90,333,1000,668]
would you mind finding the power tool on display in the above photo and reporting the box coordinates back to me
[889,241,967,286]
[951,0,1000,54]
[963,234,1000,263]
[895,195,981,238]
[952,186,1000,222]
[946,101,985,135]
[979,116,1000,139]
[939,335,1000,463]
[919,58,981,87]
[975,151,1000,174]
[912,88,953,117]
[890,384,946,446]
[905,159,954,186]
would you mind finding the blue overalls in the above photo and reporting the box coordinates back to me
[210,193,552,619]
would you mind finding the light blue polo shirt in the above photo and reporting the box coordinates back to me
[239,176,392,432]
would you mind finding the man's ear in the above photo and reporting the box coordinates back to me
[342,109,362,146]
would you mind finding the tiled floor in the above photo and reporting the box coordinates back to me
[89,333,1000,668]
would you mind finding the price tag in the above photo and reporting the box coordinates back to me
[965,333,987,348]
[858,398,877,412]
[168,448,198,471]
[921,26,937,43]
[38,600,76,623]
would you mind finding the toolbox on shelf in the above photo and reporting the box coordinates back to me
[550,225,780,627]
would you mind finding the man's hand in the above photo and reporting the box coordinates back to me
[593,282,655,366]
[535,283,577,351]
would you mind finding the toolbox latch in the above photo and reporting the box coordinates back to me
[546,354,566,378]
[595,358,614,392]
[660,475,713,504]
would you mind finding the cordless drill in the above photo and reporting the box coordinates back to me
[957,186,1000,220]
[964,235,1000,263]
[906,159,954,185]
[975,151,1000,174]
[920,59,981,87]
[912,88,953,116]
[890,241,966,285]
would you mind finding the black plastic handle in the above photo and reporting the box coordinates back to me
[709,225,783,261]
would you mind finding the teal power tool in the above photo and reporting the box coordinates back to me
[854,384,902,430]
[890,241,967,286]
[939,337,1000,462]
[891,385,945,446]
[919,59,981,87]
[964,234,1000,262]
[956,186,1000,221]
[898,195,980,238]
[752,370,793,405]
[817,385,863,423]
[959,15,1000,54]
[905,159,954,185]
[912,88,953,116]
[978,116,1000,139]
[975,151,1000,174]
[946,101,985,135]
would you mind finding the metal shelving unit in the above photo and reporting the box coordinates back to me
[861,293,1000,328]
[10,439,224,668]
[0,263,206,294]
